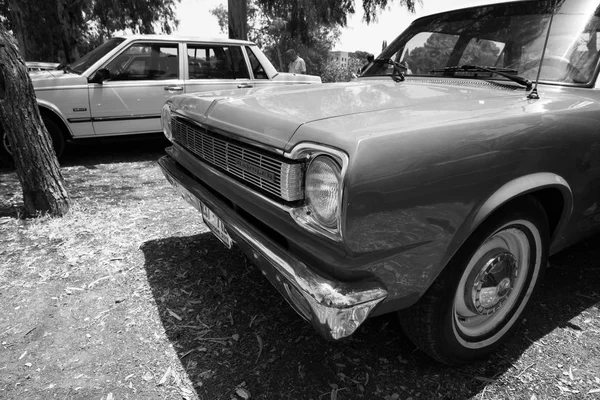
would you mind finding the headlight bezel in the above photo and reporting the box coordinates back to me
[287,144,348,242]
[305,155,342,229]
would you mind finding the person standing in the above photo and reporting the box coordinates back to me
[359,54,375,74]
[286,49,306,74]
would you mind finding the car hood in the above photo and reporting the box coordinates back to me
[30,70,88,88]
[171,79,528,151]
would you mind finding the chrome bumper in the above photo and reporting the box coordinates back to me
[158,155,388,340]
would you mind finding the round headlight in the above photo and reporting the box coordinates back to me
[305,156,341,228]
[161,103,173,141]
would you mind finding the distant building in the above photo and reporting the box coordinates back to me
[329,50,350,68]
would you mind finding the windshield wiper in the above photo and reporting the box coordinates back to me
[431,65,532,90]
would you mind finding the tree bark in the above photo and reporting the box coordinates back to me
[0,25,71,217]
[228,0,247,40]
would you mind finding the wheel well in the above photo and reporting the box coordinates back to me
[38,107,71,140]
[528,188,564,239]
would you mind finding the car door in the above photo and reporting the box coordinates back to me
[184,43,253,93]
[88,40,183,136]
[244,45,275,88]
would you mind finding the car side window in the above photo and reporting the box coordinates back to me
[187,45,249,79]
[105,42,179,81]
[245,46,268,79]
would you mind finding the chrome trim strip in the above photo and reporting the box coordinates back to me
[67,117,93,123]
[36,85,90,91]
[91,113,160,122]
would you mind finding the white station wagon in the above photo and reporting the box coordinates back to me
[0,35,320,162]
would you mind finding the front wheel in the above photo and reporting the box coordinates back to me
[399,197,549,365]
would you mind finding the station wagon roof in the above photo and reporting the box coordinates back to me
[113,34,255,46]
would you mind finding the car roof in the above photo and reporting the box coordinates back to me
[113,34,255,46]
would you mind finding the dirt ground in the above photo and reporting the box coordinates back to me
[1,138,599,400]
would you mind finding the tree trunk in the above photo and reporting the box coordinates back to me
[228,0,247,40]
[0,25,71,217]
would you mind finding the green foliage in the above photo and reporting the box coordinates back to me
[404,33,501,74]
[321,56,363,82]
[210,0,340,76]
[350,50,372,62]
[0,0,180,62]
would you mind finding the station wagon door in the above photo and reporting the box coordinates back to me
[184,43,253,93]
[88,41,184,136]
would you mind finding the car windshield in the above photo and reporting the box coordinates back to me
[69,38,126,74]
[363,0,600,85]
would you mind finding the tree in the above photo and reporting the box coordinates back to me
[255,0,419,39]
[211,0,340,75]
[0,25,70,217]
[215,0,419,75]
[228,0,247,39]
[0,0,180,63]
[321,57,363,82]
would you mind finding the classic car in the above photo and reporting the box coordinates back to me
[158,0,600,365]
[0,35,320,163]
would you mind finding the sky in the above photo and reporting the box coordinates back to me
[174,0,512,57]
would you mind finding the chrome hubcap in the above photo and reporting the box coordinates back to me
[468,252,517,316]
[454,227,531,338]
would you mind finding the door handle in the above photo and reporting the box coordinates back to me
[237,83,253,88]
[164,86,183,91]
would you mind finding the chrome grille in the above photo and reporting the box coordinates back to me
[172,117,304,201]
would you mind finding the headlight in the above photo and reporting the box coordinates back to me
[161,103,173,141]
[305,156,341,228]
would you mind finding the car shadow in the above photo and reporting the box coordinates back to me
[60,134,170,167]
[0,135,171,212]
[0,135,169,171]
[140,231,600,399]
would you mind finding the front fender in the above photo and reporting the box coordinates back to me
[443,172,573,269]
[36,99,74,139]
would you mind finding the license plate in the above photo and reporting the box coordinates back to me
[201,202,233,249]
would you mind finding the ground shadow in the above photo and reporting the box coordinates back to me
[141,231,600,399]
[0,135,172,211]
[60,134,170,167]
[0,134,169,172]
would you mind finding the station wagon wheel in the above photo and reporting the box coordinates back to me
[0,117,66,164]
[399,196,549,365]
[42,117,66,159]
[0,125,12,166]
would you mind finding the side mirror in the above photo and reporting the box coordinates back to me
[89,68,111,84]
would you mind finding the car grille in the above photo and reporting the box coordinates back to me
[171,117,304,202]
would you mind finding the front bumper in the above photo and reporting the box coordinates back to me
[158,154,387,340]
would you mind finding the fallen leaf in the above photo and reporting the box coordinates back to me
[232,334,240,341]
[167,308,182,321]
[142,371,153,381]
[330,387,338,400]
[236,387,251,399]
[158,366,172,386]
[475,376,496,383]
[255,335,263,364]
